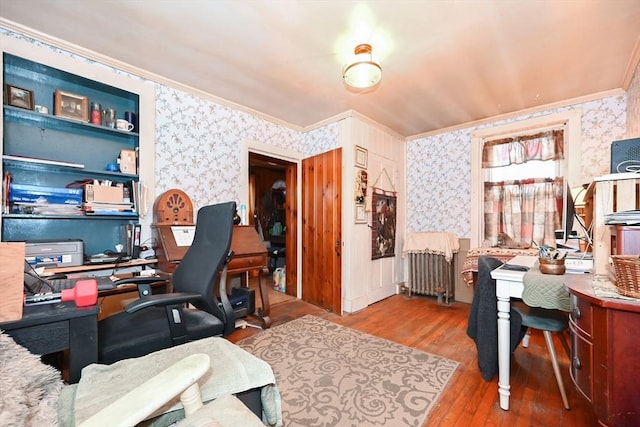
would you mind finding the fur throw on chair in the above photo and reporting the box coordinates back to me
[0,330,64,426]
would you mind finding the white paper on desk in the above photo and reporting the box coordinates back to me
[171,226,196,246]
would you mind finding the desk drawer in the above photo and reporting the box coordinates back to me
[569,320,592,402]
[570,294,592,337]
[228,255,266,272]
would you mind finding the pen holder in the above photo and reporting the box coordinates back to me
[538,257,565,275]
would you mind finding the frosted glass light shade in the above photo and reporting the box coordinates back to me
[342,44,382,89]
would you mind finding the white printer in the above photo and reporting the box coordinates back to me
[25,239,84,267]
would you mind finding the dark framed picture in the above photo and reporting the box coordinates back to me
[54,89,89,122]
[4,84,34,110]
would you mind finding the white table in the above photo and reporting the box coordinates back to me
[490,255,538,410]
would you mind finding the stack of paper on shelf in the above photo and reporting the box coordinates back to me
[83,201,136,216]
[604,210,640,225]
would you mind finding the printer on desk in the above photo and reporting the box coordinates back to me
[25,239,84,268]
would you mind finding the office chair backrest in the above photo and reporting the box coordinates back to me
[171,201,236,317]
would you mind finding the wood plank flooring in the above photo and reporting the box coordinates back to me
[229,293,596,427]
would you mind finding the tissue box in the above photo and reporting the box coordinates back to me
[84,184,124,203]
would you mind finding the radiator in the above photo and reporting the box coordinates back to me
[408,252,455,303]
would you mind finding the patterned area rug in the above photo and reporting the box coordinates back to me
[237,315,458,427]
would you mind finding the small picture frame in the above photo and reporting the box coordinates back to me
[4,84,34,110]
[355,204,367,224]
[355,145,368,169]
[54,89,89,122]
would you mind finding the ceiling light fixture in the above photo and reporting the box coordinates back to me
[342,43,382,89]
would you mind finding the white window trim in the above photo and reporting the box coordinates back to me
[469,110,582,248]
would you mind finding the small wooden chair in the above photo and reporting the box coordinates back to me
[512,302,571,410]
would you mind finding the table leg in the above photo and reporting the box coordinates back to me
[496,287,511,410]
[254,267,272,328]
[68,315,98,383]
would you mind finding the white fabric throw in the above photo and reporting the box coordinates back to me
[74,337,282,426]
[402,232,460,262]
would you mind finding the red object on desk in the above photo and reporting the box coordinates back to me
[25,279,98,307]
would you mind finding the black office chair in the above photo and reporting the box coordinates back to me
[98,201,237,364]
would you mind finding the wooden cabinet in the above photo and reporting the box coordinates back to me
[566,275,640,426]
[1,36,154,259]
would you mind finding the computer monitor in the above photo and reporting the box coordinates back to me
[556,181,579,250]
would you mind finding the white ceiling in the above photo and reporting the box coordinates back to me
[1,1,639,138]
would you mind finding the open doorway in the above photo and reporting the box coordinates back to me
[249,152,297,299]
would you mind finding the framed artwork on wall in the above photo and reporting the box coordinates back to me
[4,84,34,110]
[355,204,367,223]
[355,145,368,168]
[54,89,89,122]
[371,190,397,259]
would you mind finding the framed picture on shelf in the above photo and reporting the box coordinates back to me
[54,89,89,122]
[355,145,368,168]
[4,84,34,110]
[355,203,367,223]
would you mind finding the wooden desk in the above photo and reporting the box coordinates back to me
[155,225,271,328]
[566,275,640,426]
[43,258,157,275]
[0,302,99,383]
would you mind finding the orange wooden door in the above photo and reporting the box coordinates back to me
[301,148,342,313]
[284,162,297,297]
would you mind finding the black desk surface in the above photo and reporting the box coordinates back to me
[0,302,99,329]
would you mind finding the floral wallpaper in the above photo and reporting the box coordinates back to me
[304,122,340,156]
[406,95,628,238]
[154,86,308,211]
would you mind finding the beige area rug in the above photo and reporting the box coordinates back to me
[238,315,458,427]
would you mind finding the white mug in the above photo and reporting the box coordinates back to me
[116,119,134,131]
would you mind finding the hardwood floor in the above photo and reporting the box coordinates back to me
[229,294,596,427]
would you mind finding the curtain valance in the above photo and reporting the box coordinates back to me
[482,129,564,168]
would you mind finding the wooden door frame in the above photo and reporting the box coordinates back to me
[240,139,302,297]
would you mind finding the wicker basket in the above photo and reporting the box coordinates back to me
[611,255,640,299]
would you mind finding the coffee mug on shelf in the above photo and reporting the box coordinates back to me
[34,105,49,114]
[124,111,137,132]
[116,119,134,131]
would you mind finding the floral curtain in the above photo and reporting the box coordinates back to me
[482,130,564,168]
[484,177,563,247]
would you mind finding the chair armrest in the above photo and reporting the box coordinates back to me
[78,353,210,427]
[124,292,201,313]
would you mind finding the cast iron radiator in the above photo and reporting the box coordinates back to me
[407,252,455,303]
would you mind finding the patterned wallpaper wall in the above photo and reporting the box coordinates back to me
[406,95,628,238]
[154,88,340,211]
[154,86,309,210]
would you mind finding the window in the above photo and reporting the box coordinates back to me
[470,110,582,248]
